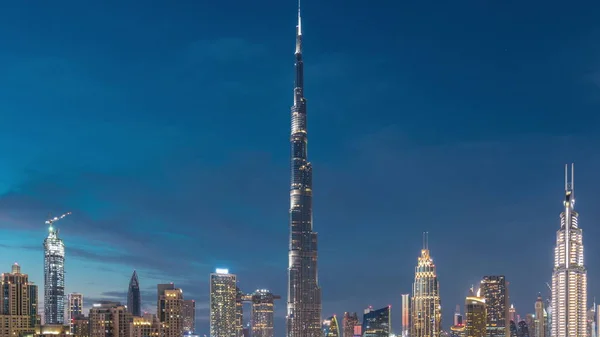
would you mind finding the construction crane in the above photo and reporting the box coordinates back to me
[45,212,72,227]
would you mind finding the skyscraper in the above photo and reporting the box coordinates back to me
[236,288,244,337]
[343,313,359,337]
[28,283,39,328]
[210,269,237,337]
[128,270,141,317]
[157,283,183,337]
[44,220,66,325]
[480,276,509,337]
[68,293,83,332]
[250,290,280,337]
[466,288,486,337]
[183,299,196,334]
[534,295,544,337]
[411,234,441,337]
[509,305,516,324]
[362,306,391,337]
[551,164,587,337]
[323,316,340,337]
[286,2,321,337]
[402,295,410,337]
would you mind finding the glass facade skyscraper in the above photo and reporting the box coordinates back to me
[43,223,65,324]
[286,2,321,337]
[480,275,509,337]
[210,269,237,337]
[362,306,391,337]
[127,270,141,317]
[411,236,441,337]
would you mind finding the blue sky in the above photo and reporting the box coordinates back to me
[1,0,600,335]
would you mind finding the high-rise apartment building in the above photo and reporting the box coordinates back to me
[44,220,66,325]
[509,305,516,324]
[401,295,410,337]
[480,276,509,337]
[411,235,441,337]
[465,288,486,337]
[0,263,36,337]
[454,304,463,326]
[128,271,141,317]
[157,284,183,337]
[250,290,280,337]
[68,293,83,332]
[210,269,237,337]
[343,313,359,337]
[534,295,545,337]
[72,316,89,337]
[286,3,321,337]
[182,299,195,334]
[323,316,340,337]
[362,306,391,337]
[130,314,160,337]
[551,164,587,337]
[89,301,131,337]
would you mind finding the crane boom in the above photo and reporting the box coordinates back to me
[45,212,72,225]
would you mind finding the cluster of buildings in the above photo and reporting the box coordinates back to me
[0,3,596,337]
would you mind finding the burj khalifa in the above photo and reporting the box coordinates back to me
[286,2,322,337]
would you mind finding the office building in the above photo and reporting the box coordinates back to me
[182,300,195,334]
[72,316,89,337]
[362,306,391,337]
[210,269,237,337]
[29,283,39,328]
[130,314,160,337]
[68,293,83,332]
[411,234,441,337]
[480,276,509,337]
[551,164,587,337]
[128,271,141,317]
[534,295,544,337]
[466,288,486,337]
[250,290,280,337]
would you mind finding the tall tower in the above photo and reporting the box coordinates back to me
[182,299,196,334]
[0,263,35,336]
[551,163,587,337]
[323,316,341,337]
[411,233,441,337]
[286,2,321,337]
[250,290,280,337]
[362,306,391,337]
[128,270,141,317]
[210,269,237,337]
[44,222,66,324]
[535,294,545,337]
[480,276,509,337]
[157,284,183,337]
[401,295,410,337]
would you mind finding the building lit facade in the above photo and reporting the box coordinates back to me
[157,284,183,337]
[236,288,244,337]
[363,306,391,337]
[465,289,486,337]
[480,276,509,337]
[551,164,587,337]
[286,3,322,337]
[534,295,544,337]
[0,263,36,337]
[343,312,359,337]
[128,271,141,317]
[89,301,131,337]
[44,224,66,324]
[210,269,237,337]
[72,316,89,337]
[402,295,410,337]
[68,293,83,333]
[130,314,160,337]
[323,316,340,337]
[411,236,441,337]
[250,290,280,337]
[182,299,195,334]
[29,283,39,328]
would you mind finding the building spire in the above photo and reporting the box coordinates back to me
[295,0,302,54]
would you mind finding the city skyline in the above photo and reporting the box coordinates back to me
[1,0,600,336]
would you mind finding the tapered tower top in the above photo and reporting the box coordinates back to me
[564,163,575,207]
[295,0,302,54]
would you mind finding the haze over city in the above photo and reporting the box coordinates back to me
[1,1,600,337]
